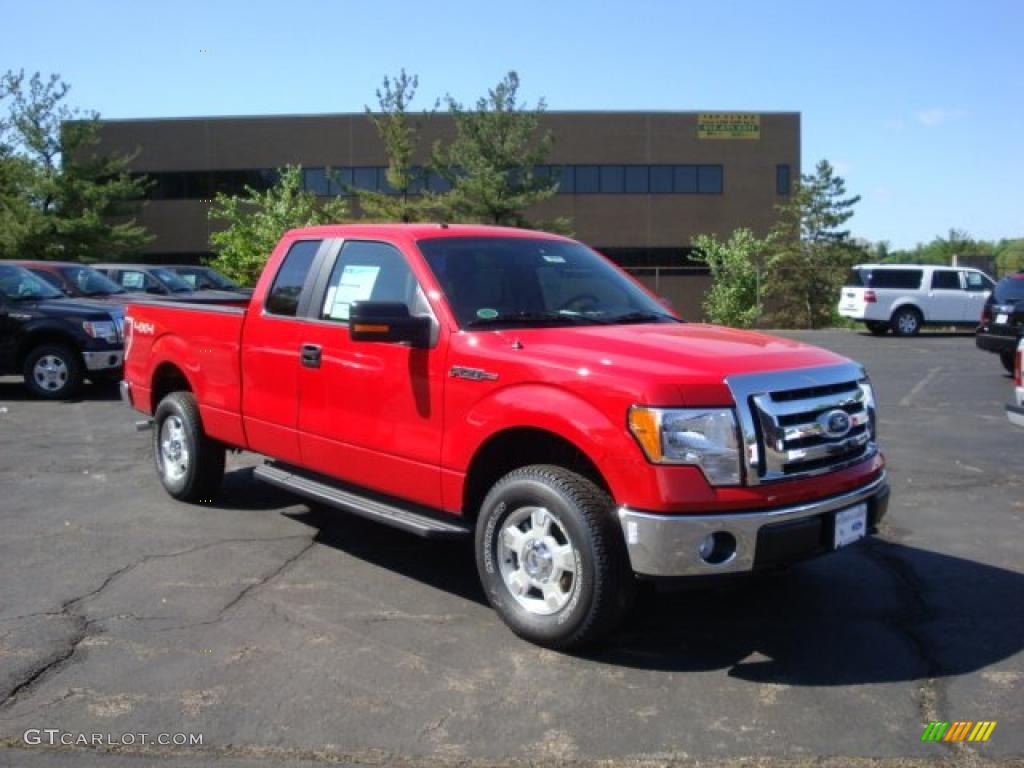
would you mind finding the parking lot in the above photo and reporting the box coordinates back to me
[0,329,1021,767]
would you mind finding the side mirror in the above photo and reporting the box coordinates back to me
[349,301,430,347]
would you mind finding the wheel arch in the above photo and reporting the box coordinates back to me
[16,327,83,369]
[150,360,193,409]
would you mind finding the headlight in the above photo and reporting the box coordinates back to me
[859,378,877,438]
[82,320,118,343]
[628,406,741,485]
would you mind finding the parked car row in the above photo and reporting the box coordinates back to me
[837,263,1024,375]
[0,261,249,398]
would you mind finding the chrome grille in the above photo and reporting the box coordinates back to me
[725,363,877,485]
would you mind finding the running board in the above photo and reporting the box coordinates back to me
[253,462,470,540]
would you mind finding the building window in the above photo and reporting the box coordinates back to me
[673,165,697,194]
[352,167,379,192]
[776,164,791,195]
[574,165,600,194]
[304,167,329,195]
[624,165,649,194]
[329,167,354,195]
[552,165,574,194]
[599,165,624,193]
[698,165,723,194]
[649,165,673,194]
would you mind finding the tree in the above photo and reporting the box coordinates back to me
[763,160,866,328]
[996,239,1024,275]
[355,70,440,222]
[0,70,150,261]
[432,71,561,228]
[208,165,348,286]
[692,228,769,328]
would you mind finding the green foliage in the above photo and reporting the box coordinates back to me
[995,239,1024,275]
[356,70,442,223]
[0,69,150,261]
[431,71,558,227]
[692,228,768,328]
[763,160,867,328]
[208,165,348,286]
[884,228,994,266]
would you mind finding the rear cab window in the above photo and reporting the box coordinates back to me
[265,240,322,316]
[993,276,1024,304]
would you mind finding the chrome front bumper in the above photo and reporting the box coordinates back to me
[82,350,123,371]
[617,472,888,577]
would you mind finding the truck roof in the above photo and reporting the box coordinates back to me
[283,223,574,241]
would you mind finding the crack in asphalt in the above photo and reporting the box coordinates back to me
[860,539,971,760]
[0,534,313,711]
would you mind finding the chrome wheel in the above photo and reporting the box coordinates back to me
[498,506,579,616]
[159,415,190,482]
[32,355,69,393]
[895,311,919,335]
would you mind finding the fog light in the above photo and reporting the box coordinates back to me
[698,531,737,565]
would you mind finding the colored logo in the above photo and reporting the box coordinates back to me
[921,721,997,742]
[819,409,852,438]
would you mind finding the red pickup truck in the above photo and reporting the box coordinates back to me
[122,224,888,648]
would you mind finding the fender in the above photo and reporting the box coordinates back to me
[15,319,85,360]
[889,298,924,321]
[443,382,645,506]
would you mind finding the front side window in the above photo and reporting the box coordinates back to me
[418,236,678,329]
[931,270,961,290]
[265,240,321,316]
[321,241,424,322]
[963,271,991,292]
[0,265,64,300]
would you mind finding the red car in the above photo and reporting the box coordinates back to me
[121,224,889,648]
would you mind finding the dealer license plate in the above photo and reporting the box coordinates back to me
[834,503,868,549]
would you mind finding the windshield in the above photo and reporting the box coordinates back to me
[418,237,678,329]
[0,265,64,300]
[150,267,193,293]
[178,267,239,291]
[60,266,125,295]
[993,276,1024,303]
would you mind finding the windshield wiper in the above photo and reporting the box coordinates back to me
[606,310,681,324]
[466,310,608,328]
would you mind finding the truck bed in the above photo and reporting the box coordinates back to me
[124,299,249,448]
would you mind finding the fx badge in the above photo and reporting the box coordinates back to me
[450,366,499,382]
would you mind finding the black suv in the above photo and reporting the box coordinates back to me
[977,273,1024,373]
[0,264,124,399]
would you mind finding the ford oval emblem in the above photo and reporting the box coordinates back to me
[820,409,852,438]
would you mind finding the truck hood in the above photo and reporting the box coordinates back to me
[15,297,120,321]
[482,322,852,404]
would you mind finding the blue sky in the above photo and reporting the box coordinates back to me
[3,0,1021,248]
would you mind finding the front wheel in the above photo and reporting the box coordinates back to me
[23,344,83,400]
[153,391,225,502]
[475,465,634,649]
[1001,350,1016,374]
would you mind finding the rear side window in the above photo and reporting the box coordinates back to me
[865,269,922,290]
[931,270,961,290]
[266,240,321,316]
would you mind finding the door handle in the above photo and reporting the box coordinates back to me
[300,343,322,369]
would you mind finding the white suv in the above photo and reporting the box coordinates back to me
[838,264,995,336]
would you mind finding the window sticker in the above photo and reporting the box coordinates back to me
[326,265,380,320]
[476,307,499,319]
[541,253,566,263]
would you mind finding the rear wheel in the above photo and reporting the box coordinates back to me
[865,321,889,336]
[891,307,922,337]
[22,344,83,400]
[153,391,225,502]
[475,464,634,650]
[1000,350,1016,374]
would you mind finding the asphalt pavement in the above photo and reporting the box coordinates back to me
[0,330,1021,767]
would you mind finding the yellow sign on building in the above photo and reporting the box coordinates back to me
[698,113,760,139]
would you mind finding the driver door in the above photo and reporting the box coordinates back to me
[297,239,447,509]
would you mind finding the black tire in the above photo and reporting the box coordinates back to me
[1000,350,1016,374]
[22,343,83,400]
[152,391,225,502]
[865,321,889,336]
[475,464,634,650]
[891,306,922,337]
